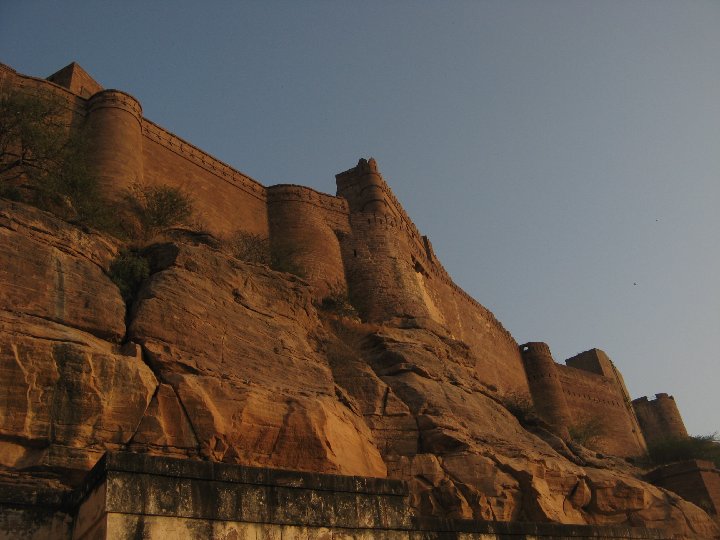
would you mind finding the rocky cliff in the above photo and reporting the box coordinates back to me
[1,199,717,539]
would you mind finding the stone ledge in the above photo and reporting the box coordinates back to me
[79,452,406,499]
[412,517,665,538]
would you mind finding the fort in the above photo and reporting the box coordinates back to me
[1,62,718,539]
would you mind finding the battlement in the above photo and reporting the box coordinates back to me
[267,183,349,214]
[520,342,647,456]
[141,118,267,203]
[88,89,143,123]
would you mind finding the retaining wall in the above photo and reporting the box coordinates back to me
[0,452,669,539]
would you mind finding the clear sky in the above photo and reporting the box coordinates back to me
[2,1,718,436]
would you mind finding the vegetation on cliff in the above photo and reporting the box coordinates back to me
[0,89,106,225]
[646,433,720,468]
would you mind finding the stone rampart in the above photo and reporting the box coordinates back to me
[140,119,269,236]
[2,61,695,458]
[521,342,573,438]
[2,64,526,393]
[556,363,646,456]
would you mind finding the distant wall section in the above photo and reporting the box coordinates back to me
[633,393,689,446]
[521,344,646,457]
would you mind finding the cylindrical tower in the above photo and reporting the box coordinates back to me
[335,159,433,322]
[632,393,689,446]
[520,342,571,438]
[85,89,144,198]
[267,185,349,300]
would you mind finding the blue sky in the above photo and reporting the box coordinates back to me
[2,1,718,435]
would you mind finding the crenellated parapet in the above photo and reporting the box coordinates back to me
[88,89,143,124]
[267,184,349,215]
[141,119,266,203]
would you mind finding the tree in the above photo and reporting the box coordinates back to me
[124,183,194,240]
[0,89,103,223]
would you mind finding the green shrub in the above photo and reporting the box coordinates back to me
[228,231,271,264]
[646,433,720,468]
[0,90,113,228]
[109,250,150,303]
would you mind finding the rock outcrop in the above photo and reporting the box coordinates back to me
[0,200,156,478]
[0,200,717,539]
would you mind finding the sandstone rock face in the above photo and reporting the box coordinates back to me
[0,201,156,477]
[0,200,125,341]
[0,201,717,539]
[127,242,387,478]
[326,322,719,538]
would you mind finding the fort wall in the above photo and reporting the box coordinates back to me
[564,349,647,455]
[521,342,572,438]
[1,62,695,454]
[556,364,646,456]
[141,121,269,237]
[86,90,145,197]
[633,393,689,446]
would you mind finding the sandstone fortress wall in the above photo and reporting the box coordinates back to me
[0,61,695,458]
[0,61,528,397]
